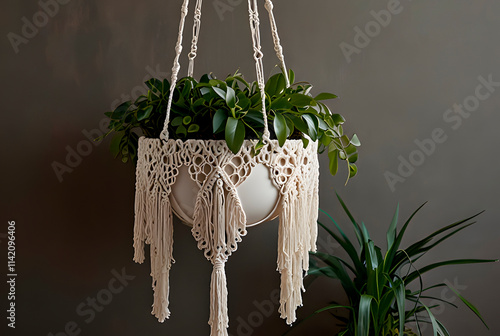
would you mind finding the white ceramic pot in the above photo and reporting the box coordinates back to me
[170,163,282,227]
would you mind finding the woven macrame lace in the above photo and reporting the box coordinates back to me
[133,138,319,333]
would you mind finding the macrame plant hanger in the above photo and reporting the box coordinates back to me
[132,1,320,335]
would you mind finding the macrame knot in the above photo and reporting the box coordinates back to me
[214,257,225,271]
[253,48,264,60]
[160,130,169,141]
[264,0,273,11]
[181,5,189,16]
[249,11,260,25]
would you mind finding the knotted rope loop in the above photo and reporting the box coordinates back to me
[188,0,204,76]
[161,0,290,144]
[214,257,226,271]
[161,0,190,141]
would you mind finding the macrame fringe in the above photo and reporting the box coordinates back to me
[193,173,246,335]
[133,139,175,322]
[133,138,319,332]
[150,195,174,322]
[209,259,229,336]
[277,164,319,325]
[133,140,147,264]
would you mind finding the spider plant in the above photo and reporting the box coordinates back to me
[300,195,497,336]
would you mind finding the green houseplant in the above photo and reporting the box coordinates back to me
[295,195,497,336]
[101,69,360,182]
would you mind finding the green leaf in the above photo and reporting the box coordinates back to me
[405,259,498,284]
[270,97,293,111]
[188,124,200,133]
[213,87,226,100]
[447,285,490,329]
[308,266,341,279]
[289,93,313,107]
[288,69,295,85]
[225,117,245,154]
[348,153,359,164]
[226,86,236,109]
[171,116,183,127]
[274,112,287,146]
[182,116,192,125]
[176,124,187,137]
[301,137,310,148]
[213,109,227,133]
[422,305,440,336]
[351,134,361,146]
[317,116,329,131]
[328,149,339,176]
[336,194,364,246]
[358,295,374,336]
[317,217,366,277]
[236,93,251,111]
[331,113,346,125]
[111,101,131,119]
[289,115,308,134]
[110,132,124,158]
[387,204,399,251]
[265,73,286,97]
[387,275,406,335]
[243,110,265,127]
[234,75,250,89]
[315,92,338,101]
[313,251,358,299]
[349,164,358,178]
[303,114,318,141]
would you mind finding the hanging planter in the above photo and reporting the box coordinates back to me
[102,0,360,335]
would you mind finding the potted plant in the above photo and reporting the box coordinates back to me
[101,67,360,331]
[102,69,360,224]
[289,194,497,336]
[102,1,360,334]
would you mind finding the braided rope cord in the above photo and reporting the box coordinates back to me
[160,0,289,144]
[247,0,270,140]
[264,0,290,87]
[187,0,203,77]
[161,0,190,141]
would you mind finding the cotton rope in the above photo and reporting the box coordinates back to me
[160,0,190,141]
[136,1,319,335]
[187,0,203,77]
[264,0,290,87]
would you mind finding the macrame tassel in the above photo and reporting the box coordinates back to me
[151,194,174,322]
[277,170,316,325]
[308,166,319,253]
[209,258,229,336]
[133,141,148,263]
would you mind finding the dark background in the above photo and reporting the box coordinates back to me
[1,0,499,335]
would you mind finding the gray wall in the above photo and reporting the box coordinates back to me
[1,0,499,335]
